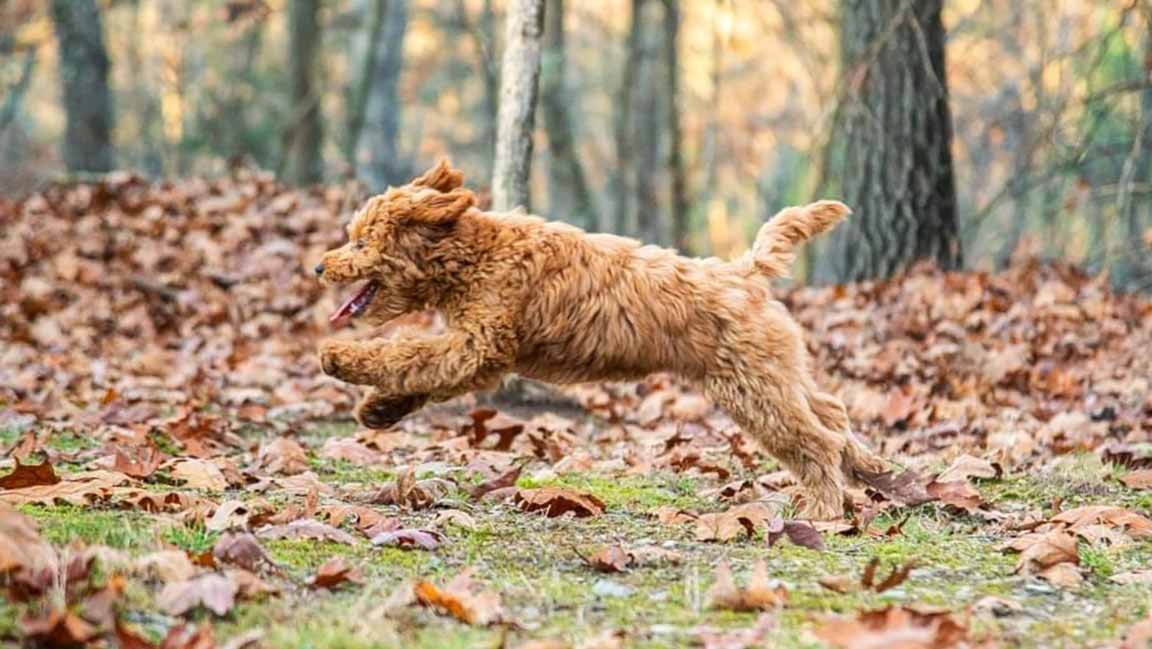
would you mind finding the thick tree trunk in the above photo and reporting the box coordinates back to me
[610,0,645,236]
[50,0,115,173]
[360,0,411,189]
[540,0,597,230]
[454,0,500,162]
[633,0,663,244]
[283,0,323,185]
[661,0,689,252]
[818,0,961,282]
[491,0,545,211]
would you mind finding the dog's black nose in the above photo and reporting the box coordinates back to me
[313,263,325,277]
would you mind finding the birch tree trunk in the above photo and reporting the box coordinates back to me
[283,0,323,185]
[50,0,115,173]
[816,0,962,282]
[540,0,597,230]
[491,0,545,211]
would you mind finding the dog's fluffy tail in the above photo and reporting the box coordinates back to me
[749,200,850,278]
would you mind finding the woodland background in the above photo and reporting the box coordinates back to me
[2,0,1152,286]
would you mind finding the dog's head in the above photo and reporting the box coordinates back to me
[316,159,477,327]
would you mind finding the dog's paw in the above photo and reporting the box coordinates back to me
[355,393,428,429]
[318,341,348,378]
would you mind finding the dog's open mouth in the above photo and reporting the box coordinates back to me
[329,280,379,327]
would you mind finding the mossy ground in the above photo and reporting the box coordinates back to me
[4,421,1152,648]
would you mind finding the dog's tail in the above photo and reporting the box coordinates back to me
[749,200,850,278]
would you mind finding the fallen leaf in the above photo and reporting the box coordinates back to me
[169,459,228,491]
[1051,505,1152,538]
[706,561,787,611]
[816,605,971,648]
[653,506,697,524]
[860,558,916,593]
[213,532,272,571]
[1006,530,1079,574]
[516,487,605,518]
[765,517,825,551]
[1111,570,1152,585]
[413,568,506,625]
[1038,562,1083,588]
[470,464,522,500]
[307,557,363,589]
[696,501,782,542]
[433,509,477,531]
[19,609,98,647]
[157,573,238,616]
[371,528,444,551]
[0,470,131,506]
[693,614,775,649]
[818,574,855,593]
[925,479,985,513]
[0,458,60,489]
[256,519,358,545]
[134,550,197,583]
[1120,470,1152,490]
[936,454,1000,483]
[576,545,632,573]
[0,506,56,573]
[255,437,310,475]
[855,469,935,506]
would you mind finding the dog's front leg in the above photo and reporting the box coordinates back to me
[319,330,510,395]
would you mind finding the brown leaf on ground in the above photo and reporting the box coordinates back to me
[414,568,506,626]
[367,466,454,510]
[0,506,56,573]
[1120,470,1152,490]
[169,459,228,491]
[134,550,198,584]
[155,623,219,649]
[1006,529,1079,574]
[0,470,131,506]
[765,517,825,551]
[855,469,935,506]
[693,614,775,649]
[470,464,522,500]
[255,437,310,476]
[108,444,166,479]
[20,609,99,647]
[0,458,60,489]
[225,568,279,601]
[576,545,632,573]
[307,557,363,589]
[256,519,358,545]
[319,437,381,466]
[861,558,916,593]
[157,573,238,616]
[936,454,1001,483]
[695,501,782,542]
[926,479,985,513]
[706,561,787,611]
[653,505,698,524]
[818,574,855,594]
[1037,562,1083,588]
[1050,505,1152,538]
[213,532,273,571]
[371,528,444,551]
[815,605,972,649]
[517,487,605,518]
[1121,615,1152,649]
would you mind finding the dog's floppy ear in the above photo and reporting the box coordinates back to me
[406,187,476,226]
[411,158,464,193]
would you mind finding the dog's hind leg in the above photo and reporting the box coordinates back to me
[807,391,889,483]
[705,372,849,520]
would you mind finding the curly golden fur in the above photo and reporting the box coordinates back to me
[316,160,887,519]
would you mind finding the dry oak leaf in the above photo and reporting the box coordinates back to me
[516,487,605,518]
[925,479,986,514]
[936,455,1000,483]
[256,519,358,545]
[414,568,507,626]
[368,467,455,510]
[134,550,198,584]
[1050,505,1152,539]
[157,573,238,617]
[0,469,131,506]
[0,458,60,489]
[319,437,381,466]
[653,505,698,525]
[1006,529,1079,574]
[19,609,99,647]
[1120,470,1152,490]
[815,605,973,649]
[371,528,444,551]
[706,561,787,612]
[855,468,935,507]
[1037,562,1083,588]
[860,557,916,593]
[307,556,363,589]
[213,532,273,571]
[576,545,632,573]
[169,459,228,491]
[765,517,825,551]
[470,464,522,500]
[695,501,783,542]
[0,506,56,573]
[255,437,310,475]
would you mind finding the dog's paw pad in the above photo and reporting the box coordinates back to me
[356,394,427,429]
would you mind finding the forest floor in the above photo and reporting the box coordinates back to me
[2,176,1152,648]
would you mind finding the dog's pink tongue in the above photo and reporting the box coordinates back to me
[329,294,359,329]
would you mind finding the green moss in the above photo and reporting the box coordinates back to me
[22,505,160,548]
[516,472,707,511]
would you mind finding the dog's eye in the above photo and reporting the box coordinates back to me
[354,240,365,250]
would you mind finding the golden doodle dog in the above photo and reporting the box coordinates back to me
[315,160,888,519]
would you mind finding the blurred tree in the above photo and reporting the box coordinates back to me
[455,0,500,162]
[661,0,688,252]
[611,0,645,236]
[540,0,597,230]
[358,0,410,189]
[1115,6,1152,288]
[818,0,961,282]
[50,0,115,173]
[491,0,544,211]
[283,0,323,185]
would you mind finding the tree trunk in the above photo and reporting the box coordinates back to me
[633,0,663,244]
[540,0,597,230]
[610,0,645,235]
[454,0,500,162]
[818,0,961,282]
[491,0,545,211]
[49,0,115,173]
[662,0,689,252]
[345,0,387,172]
[1114,9,1152,289]
[360,0,411,189]
[283,0,323,185]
